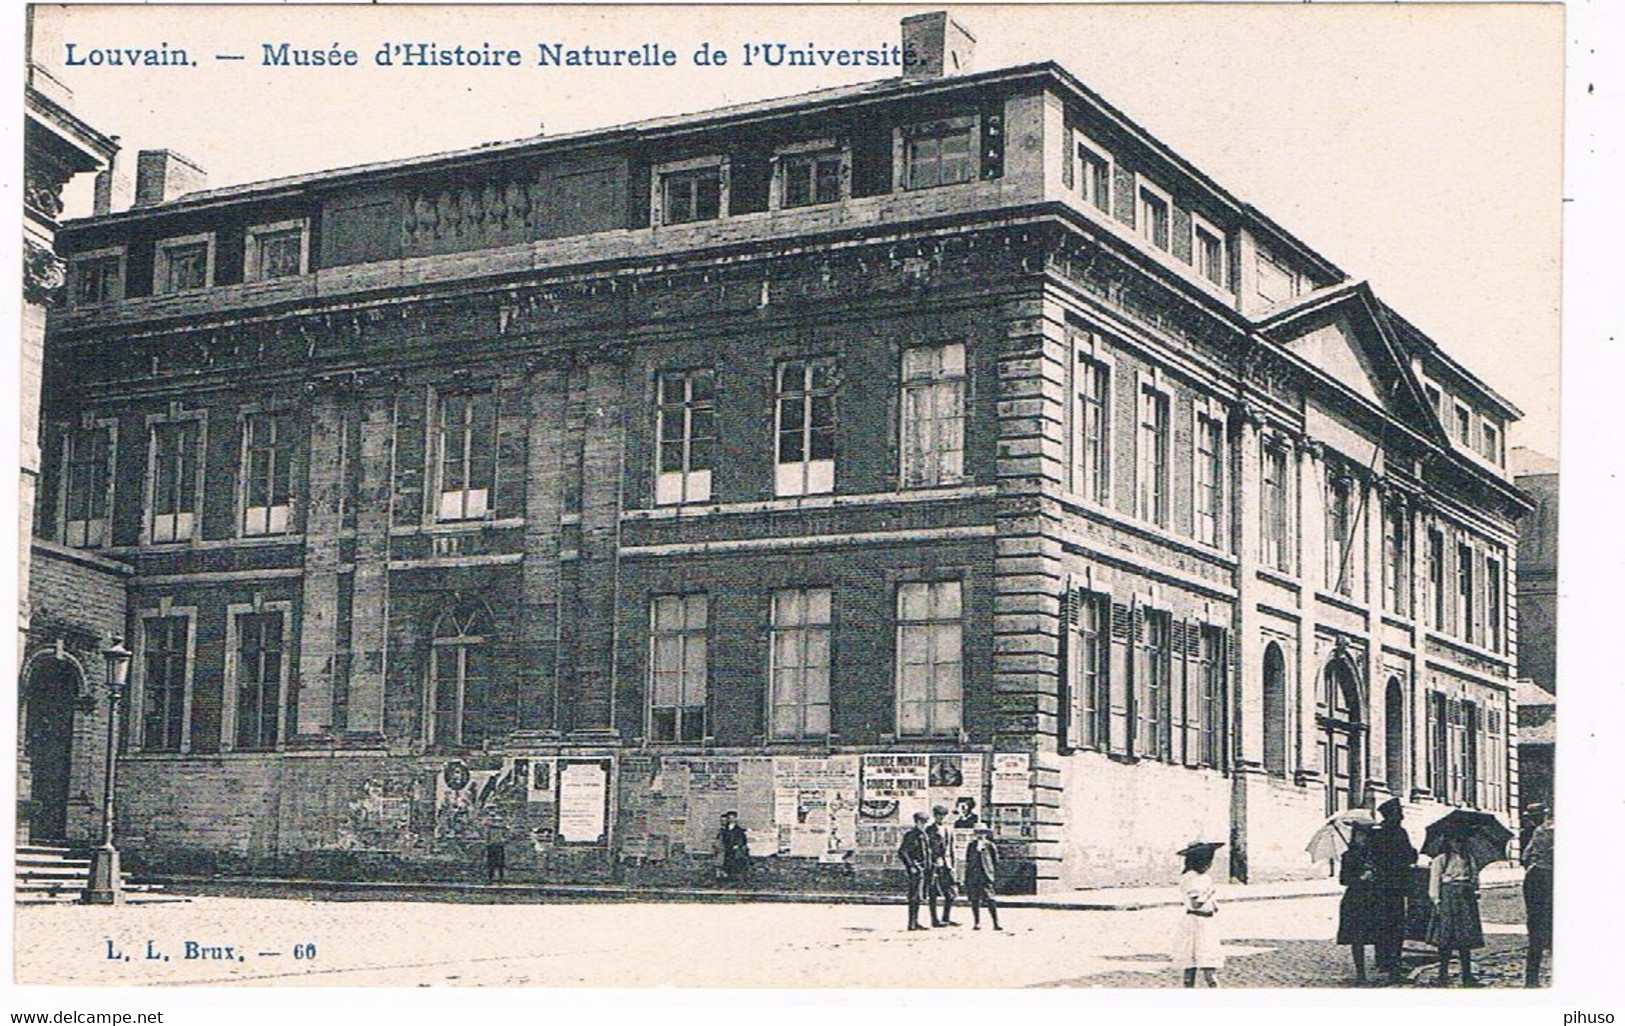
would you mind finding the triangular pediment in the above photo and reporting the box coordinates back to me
[1257,284,1442,439]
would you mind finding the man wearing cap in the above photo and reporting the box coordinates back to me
[717,811,750,884]
[927,804,961,927]
[897,811,932,930]
[1367,797,1418,981]
[1521,802,1554,987]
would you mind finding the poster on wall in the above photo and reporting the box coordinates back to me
[860,753,930,824]
[772,755,860,861]
[557,759,612,845]
[528,759,555,801]
[991,752,1034,804]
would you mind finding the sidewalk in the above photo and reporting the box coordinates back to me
[142,864,1522,911]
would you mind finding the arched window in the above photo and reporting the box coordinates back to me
[428,603,491,748]
[1262,642,1288,777]
[1385,677,1407,797]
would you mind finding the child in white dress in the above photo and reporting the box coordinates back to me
[1171,840,1225,987]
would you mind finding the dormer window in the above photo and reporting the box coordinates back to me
[245,220,307,281]
[1137,181,1171,252]
[70,248,124,307]
[1073,133,1113,213]
[901,117,976,191]
[1192,213,1229,290]
[654,157,728,226]
[155,233,213,294]
[781,151,843,209]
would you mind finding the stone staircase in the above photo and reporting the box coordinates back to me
[14,843,172,904]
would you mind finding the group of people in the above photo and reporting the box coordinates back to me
[1335,797,1554,987]
[897,805,1003,931]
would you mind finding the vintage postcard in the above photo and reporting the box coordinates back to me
[9,0,1604,1014]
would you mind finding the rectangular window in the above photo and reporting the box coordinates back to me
[1075,138,1112,212]
[436,391,497,521]
[1194,414,1223,547]
[900,343,966,489]
[1076,356,1110,503]
[781,152,843,208]
[140,615,189,752]
[655,369,715,505]
[1255,249,1300,306]
[1485,556,1503,652]
[650,595,708,743]
[1425,384,1444,421]
[775,358,836,497]
[1457,543,1475,644]
[1429,692,1450,799]
[904,126,974,190]
[1462,700,1481,808]
[1326,476,1355,596]
[148,419,200,543]
[1262,444,1290,572]
[1454,404,1473,448]
[1194,221,1227,288]
[72,252,122,306]
[1199,626,1226,768]
[770,588,832,740]
[1428,529,1446,629]
[245,222,306,281]
[241,411,295,536]
[1071,592,1109,750]
[157,238,211,293]
[1138,609,1172,760]
[1137,386,1170,526]
[661,166,723,225]
[61,425,112,548]
[1481,422,1500,464]
[896,581,963,738]
[1383,507,1409,616]
[1138,185,1170,251]
[233,610,285,751]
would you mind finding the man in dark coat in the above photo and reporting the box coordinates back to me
[1521,802,1554,987]
[897,811,932,930]
[717,811,750,884]
[926,804,960,927]
[1367,797,1419,981]
[965,826,1002,930]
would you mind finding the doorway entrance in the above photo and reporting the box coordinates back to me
[1320,659,1365,814]
[23,658,81,841]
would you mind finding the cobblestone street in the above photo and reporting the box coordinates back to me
[12,884,1545,989]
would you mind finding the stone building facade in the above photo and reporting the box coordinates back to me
[34,15,1530,890]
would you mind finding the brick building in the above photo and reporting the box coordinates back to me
[31,14,1531,891]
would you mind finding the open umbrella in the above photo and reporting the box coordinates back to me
[1421,809,1513,866]
[1306,808,1377,863]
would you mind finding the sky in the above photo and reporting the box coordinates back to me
[30,3,1564,457]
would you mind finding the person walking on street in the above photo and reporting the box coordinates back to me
[964,826,1002,931]
[927,804,960,927]
[1336,822,1382,983]
[717,811,751,884]
[1367,797,1418,982]
[1171,840,1224,988]
[1521,802,1554,987]
[484,817,507,885]
[1428,833,1485,986]
[898,812,932,931]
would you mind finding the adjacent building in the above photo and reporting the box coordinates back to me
[26,14,1532,891]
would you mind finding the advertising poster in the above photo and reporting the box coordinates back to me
[557,759,611,845]
[772,755,859,860]
[859,753,930,824]
[990,752,1034,804]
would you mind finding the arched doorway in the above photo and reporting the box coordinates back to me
[1321,658,1365,814]
[1384,677,1406,798]
[23,657,82,840]
[1262,643,1288,776]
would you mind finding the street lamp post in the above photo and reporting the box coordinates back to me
[82,637,131,906]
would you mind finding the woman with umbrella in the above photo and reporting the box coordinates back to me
[1336,821,1383,984]
[1422,810,1510,987]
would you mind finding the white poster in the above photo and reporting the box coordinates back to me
[557,760,610,844]
[991,752,1033,804]
[773,755,860,860]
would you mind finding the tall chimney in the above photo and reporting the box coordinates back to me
[901,12,976,82]
[133,149,207,207]
[92,138,131,215]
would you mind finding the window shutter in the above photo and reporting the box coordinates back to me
[1108,601,1132,756]
[1179,621,1200,767]
[392,390,429,527]
[1132,604,1148,758]
[1059,589,1077,751]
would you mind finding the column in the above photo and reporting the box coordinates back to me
[1294,438,1323,783]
